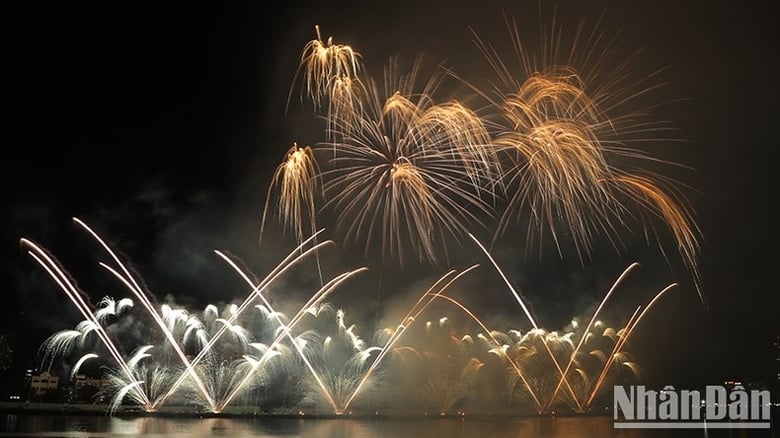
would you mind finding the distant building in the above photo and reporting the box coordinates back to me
[74,374,105,391]
[70,374,107,403]
[0,332,18,400]
[0,333,14,371]
[30,370,58,396]
[22,368,32,400]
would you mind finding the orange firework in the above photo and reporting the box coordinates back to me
[317,57,499,267]
[259,143,321,248]
[288,25,365,132]
[469,12,702,302]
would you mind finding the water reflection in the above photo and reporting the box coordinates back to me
[0,414,773,437]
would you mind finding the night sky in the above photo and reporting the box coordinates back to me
[3,0,778,393]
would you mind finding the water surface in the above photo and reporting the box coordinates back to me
[0,414,775,437]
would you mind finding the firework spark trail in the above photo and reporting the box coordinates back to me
[289,311,381,412]
[486,65,637,262]
[38,330,83,370]
[258,143,324,283]
[468,232,582,411]
[111,381,145,415]
[217,275,365,414]
[327,74,367,141]
[464,14,703,293]
[585,282,677,408]
[20,239,153,410]
[288,24,364,130]
[584,306,640,409]
[320,58,497,267]
[612,174,703,307]
[71,353,99,379]
[545,262,640,411]
[433,294,544,412]
[289,16,702,312]
[94,296,134,323]
[259,143,321,249]
[71,220,214,406]
[340,265,479,413]
[26,226,673,414]
[468,233,536,326]
[98,257,216,411]
[493,118,617,261]
[155,231,333,409]
[214,250,368,412]
[467,23,624,262]
[412,100,497,188]
[73,217,216,411]
[72,218,149,309]
[38,296,130,371]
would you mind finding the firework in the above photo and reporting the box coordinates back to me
[288,25,364,123]
[20,12,701,418]
[262,14,704,303]
[317,57,498,267]
[21,237,154,411]
[23,219,367,414]
[26,222,671,416]
[462,13,703,302]
[258,143,321,248]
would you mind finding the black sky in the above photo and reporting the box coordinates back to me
[3,0,779,390]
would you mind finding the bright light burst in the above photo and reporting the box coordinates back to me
[259,142,321,248]
[289,25,363,120]
[464,13,702,304]
[266,12,704,301]
[28,230,667,416]
[317,57,499,267]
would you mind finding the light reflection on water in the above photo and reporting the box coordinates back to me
[0,414,774,438]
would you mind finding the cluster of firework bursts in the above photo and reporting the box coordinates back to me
[21,16,699,416]
[22,219,675,416]
[263,22,702,299]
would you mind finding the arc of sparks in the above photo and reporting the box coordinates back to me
[214,249,368,412]
[72,218,217,412]
[155,230,334,409]
[20,238,154,411]
[544,261,640,411]
[339,264,480,413]
[584,282,678,409]
[468,232,582,412]
[432,293,544,412]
